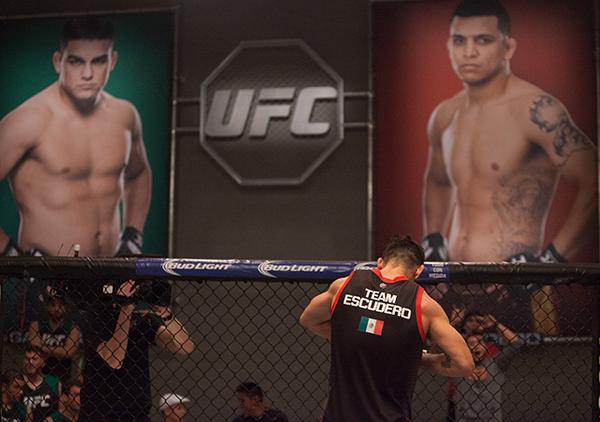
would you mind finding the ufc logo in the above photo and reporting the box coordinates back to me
[24,394,51,408]
[205,87,337,138]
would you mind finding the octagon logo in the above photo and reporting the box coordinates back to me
[200,39,344,186]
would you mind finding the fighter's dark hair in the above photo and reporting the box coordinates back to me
[381,235,424,268]
[452,0,511,35]
[59,16,115,51]
[235,382,264,401]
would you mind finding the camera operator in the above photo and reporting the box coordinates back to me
[77,279,195,422]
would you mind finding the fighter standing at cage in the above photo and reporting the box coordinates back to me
[300,235,474,422]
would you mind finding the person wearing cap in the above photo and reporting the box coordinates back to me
[158,393,190,422]
[27,291,81,384]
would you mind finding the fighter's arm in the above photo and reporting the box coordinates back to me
[299,277,347,341]
[0,104,46,250]
[122,104,152,233]
[421,292,474,377]
[527,95,597,260]
[423,104,455,236]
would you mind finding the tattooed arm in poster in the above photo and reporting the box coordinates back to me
[525,94,597,262]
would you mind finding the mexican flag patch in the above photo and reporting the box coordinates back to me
[358,316,384,336]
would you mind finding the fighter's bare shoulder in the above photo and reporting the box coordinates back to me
[328,276,348,296]
[428,92,465,138]
[419,288,443,314]
[504,77,560,120]
[504,77,584,140]
[100,91,137,115]
[0,86,55,145]
[101,92,142,132]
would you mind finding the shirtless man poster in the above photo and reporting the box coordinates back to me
[0,17,155,258]
[0,13,173,363]
[373,0,598,334]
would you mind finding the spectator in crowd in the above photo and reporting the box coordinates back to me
[77,279,194,422]
[21,346,61,422]
[233,382,288,422]
[447,306,503,421]
[1,369,30,422]
[158,393,190,422]
[45,382,81,422]
[28,292,81,384]
[451,306,501,355]
[454,314,524,421]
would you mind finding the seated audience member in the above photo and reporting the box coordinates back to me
[28,292,81,384]
[451,306,501,356]
[455,315,524,422]
[45,382,81,422]
[1,369,30,422]
[446,307,511,421]
[158,393,190,422]
[233,382,288,422]
[22,346,61,422]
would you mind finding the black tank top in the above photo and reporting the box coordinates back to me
[22,375,60,422]
[38,318,74,382]
[324,269,425,422]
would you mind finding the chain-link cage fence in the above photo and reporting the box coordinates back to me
[0,258,598,421]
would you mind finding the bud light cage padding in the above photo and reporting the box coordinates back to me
[0,256,600,284]
[0,256,598,421]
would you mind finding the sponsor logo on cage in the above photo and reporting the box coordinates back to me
[161,259,232,276]
[200,39,344,186]
[257,261,328,278]
[425,263,448,280]
[353,261,376,271]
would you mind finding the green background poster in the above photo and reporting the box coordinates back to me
[0,11,173,256]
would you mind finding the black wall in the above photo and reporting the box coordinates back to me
[173,0,371,260]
